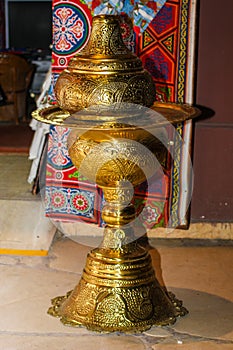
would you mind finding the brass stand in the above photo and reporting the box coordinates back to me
[32,14,200,333]
[46,119,190,333]
[48,183,188,332]
[48,242,187,332]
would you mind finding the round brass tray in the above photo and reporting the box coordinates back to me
[32,101,200,130]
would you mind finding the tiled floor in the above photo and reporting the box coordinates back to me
[0,154,233,349]
[0,236,232,349]
[0,154,34,201]
[0,154,56,253]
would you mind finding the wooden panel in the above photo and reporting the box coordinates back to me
[191,0,233,222]
[196,0,233,125]
[191,126,233,221]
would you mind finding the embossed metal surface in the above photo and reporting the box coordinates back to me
[32,14,200,333]
[54,15,156,112]
[47,118,189,331]
[31,101,200,129]
[48,244,188,332]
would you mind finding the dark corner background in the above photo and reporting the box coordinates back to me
[191,0,233,222]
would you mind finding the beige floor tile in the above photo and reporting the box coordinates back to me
[0,264,83,334]
[0,154,56,253]
[58,221,103,245]
[148,246,233,341]
[169,287,233,341]
[49,237,91,274]
[0,334,146,350]
[151,246,233,300]
[149,222,233,240]
[0,199,56,252]
[152,342,233,349]
[0,155,34,201]
[144,326,171,338]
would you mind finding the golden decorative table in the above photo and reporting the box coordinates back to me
[32,14,200,333]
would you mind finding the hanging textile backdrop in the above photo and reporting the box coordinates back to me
[44,0,198,231]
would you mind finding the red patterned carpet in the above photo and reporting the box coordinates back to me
[0,123,34,153]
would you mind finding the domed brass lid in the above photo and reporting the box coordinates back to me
[32,14,201,128]
[68,15,143,73]
[54,14,156,112]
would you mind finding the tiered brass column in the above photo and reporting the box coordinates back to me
[32,14,200,333]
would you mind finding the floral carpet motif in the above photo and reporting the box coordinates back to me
[46,0,197,229]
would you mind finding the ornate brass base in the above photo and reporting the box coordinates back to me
[48,242,188,333]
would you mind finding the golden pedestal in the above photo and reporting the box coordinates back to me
[48,243,187,332]
[32,14,200,333]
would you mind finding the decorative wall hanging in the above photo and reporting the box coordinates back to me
[44,0,198,231]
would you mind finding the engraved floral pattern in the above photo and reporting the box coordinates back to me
[53,3,89,55]
[50,190,67,209]
[71,194,89,212]
[47,126,72,169]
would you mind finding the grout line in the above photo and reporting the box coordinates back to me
[0,326,232,345]
[0,330,97,337]
[164,328,233,345]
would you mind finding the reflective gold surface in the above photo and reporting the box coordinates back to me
[54,15,156,112]
[48,244,188,332]
[48,118,188,332]
[31,101,199,128]
[32,14,200,333]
